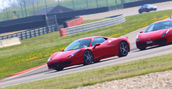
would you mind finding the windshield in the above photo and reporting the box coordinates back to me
[146,4,152,8]
[64,39,91,51]
[145,21,172,33]
[141,4,151,8]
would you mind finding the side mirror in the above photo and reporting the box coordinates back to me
[140,31,144,33]
[93,43,101,49]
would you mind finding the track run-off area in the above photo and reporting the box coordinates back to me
[0,1,172,88]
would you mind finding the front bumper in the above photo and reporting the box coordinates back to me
[136,38,167,48]
[47,61,72,69]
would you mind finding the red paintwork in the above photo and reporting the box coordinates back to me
[66,17,83,27]
[47,36,130,70]
[136,19,172,49]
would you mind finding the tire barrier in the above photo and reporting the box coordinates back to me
[65,17,84,27]
[60,14,125,37]
[59,28,67,37]
[0,25,58,40]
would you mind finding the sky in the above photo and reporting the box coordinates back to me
[0,0,18,10]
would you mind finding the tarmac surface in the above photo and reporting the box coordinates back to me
[0,1,172,88]
[82,1,172,20]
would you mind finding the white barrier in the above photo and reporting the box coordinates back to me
[66,15,125,35]
[0,37,21,48]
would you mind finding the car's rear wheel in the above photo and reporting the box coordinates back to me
[83,50,94,65]
[93,59,100,63]
[139,10,142,14]
[138,47,146,50]
[55,67,64,71]
[119,41,129,57]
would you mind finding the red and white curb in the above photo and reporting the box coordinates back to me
[0,64,46,82]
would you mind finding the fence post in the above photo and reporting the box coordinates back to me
[5,8,10,20]
[106,0,109,7]
[54,15,59,31]
[96,0,99,8]
[121,0,125,8]
[86,0,89,9]
[44,0,48,14]
[72,0,75,10]
[23,0,28,17]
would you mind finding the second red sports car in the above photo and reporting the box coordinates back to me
[47,36,130,71]
[136,19,172,50]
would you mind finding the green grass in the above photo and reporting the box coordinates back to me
[2,54,172,89]
[83,18,106,24]
[0,9,172,79]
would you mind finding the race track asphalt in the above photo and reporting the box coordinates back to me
[82,1,172,20]
[0,1,172,88]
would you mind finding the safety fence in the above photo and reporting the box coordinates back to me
[60,14,125,37]
[0,25,58,40]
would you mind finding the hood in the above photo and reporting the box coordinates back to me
[50,49,80,61]
[139,29,169,41]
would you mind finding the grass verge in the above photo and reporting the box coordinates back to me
[2,53,172,89]
[83,18,106,24]
[0,9,172,79]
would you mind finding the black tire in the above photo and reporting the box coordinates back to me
[159,43,167,47]
[139,10,142,14]
[55,67,64,71]
[118,41,129,57]
[94,60,100,63]
[138,47,146,50]
[83,50,94,65]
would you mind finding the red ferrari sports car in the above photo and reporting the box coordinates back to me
[47,36,130,71]
[136,19,172,50]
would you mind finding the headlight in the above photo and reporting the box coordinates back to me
[68,50,80,58]
[136,37,140,41]
[136,35,140,41]
[47,57,51,62]
[162,30,169,37]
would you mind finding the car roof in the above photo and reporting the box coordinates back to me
[142,4,151,6]
[144,4,151,5]
[153,19,172,24]
[77,36,106,40]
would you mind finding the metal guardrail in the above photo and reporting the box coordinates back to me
[66,15,125,35]
[0,25,58,40]
[0,15,125,40]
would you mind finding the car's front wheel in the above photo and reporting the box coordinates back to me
[83,50,94,65]
[118,41,129,57]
